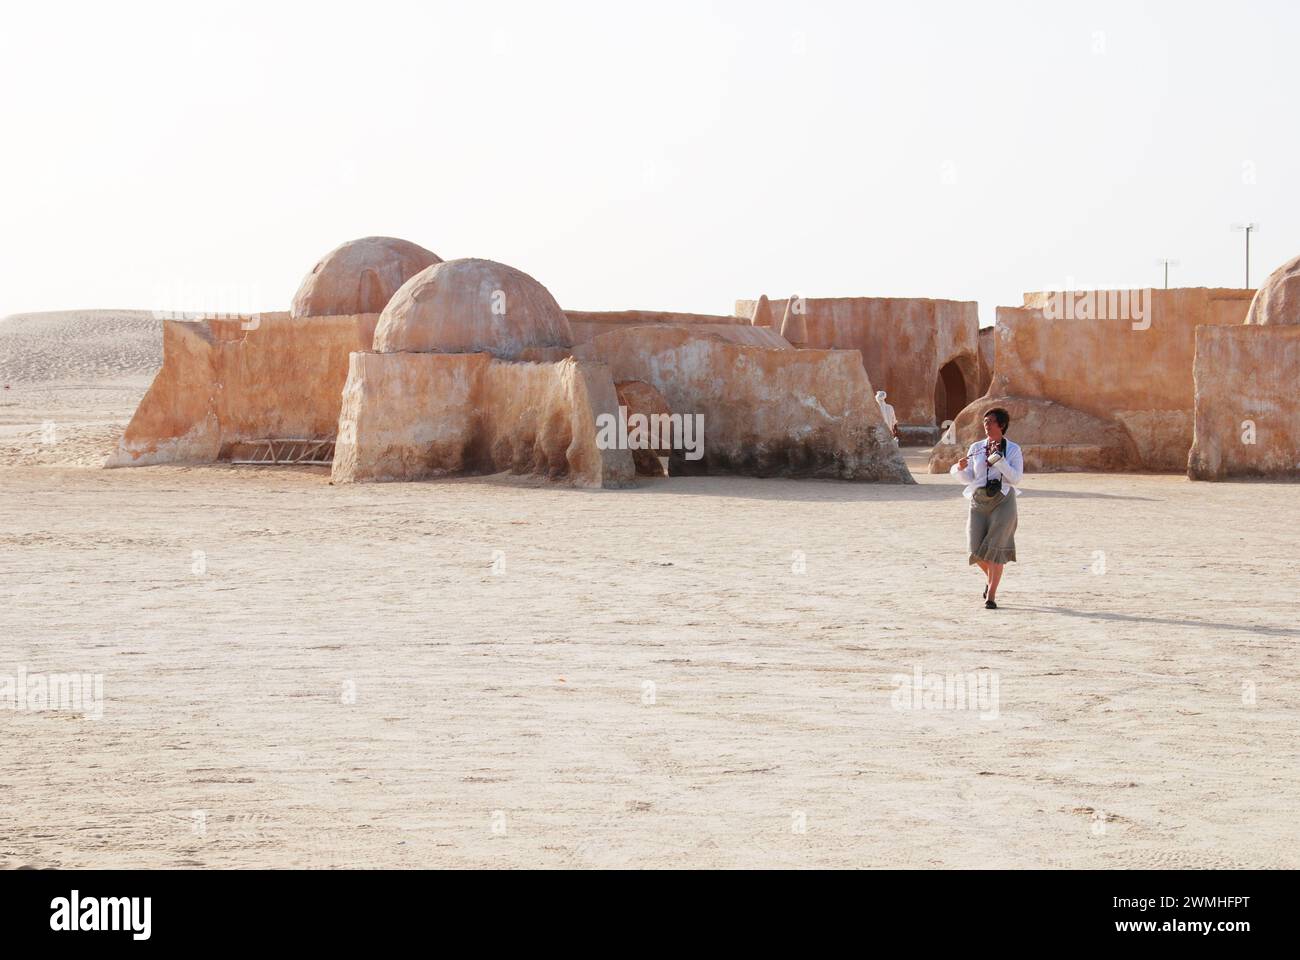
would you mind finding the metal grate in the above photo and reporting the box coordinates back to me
[230,438,335,465]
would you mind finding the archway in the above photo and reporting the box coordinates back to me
[934,359,968,426]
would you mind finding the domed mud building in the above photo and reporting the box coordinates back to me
[111,237,913,486]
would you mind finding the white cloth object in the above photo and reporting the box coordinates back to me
[874,391,898,433]
[950,438,1024,499]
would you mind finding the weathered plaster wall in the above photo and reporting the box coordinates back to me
[1188,325,1300,481]
[574,325,913,482]
[735,296,979,427]
[108,312,377,467]
[977,325,995,396]
[331,352,634,488]
[929,289,1254,473]
[564,311,787,349]
[615,379,673,476]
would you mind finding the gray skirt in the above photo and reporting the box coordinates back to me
[968,488,1017,565]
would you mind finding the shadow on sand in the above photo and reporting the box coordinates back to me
[1013,605,1297,639]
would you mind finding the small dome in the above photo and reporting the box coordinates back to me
[1246,254,1300,325]
[373,258,573,358]
[290,237,442,318]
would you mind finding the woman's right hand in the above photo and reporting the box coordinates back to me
[957,456,969,471]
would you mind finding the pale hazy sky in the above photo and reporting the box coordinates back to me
[2,0,1296,324]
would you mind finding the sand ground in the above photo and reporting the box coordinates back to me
[1,313,1297,869]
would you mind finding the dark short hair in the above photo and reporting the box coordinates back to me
[983,407,1011,432]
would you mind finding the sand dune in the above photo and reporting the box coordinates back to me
[0,310,160,468]
[0,309,163,385]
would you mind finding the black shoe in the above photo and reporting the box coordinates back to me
[985,599,998,610]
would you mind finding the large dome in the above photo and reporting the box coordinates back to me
[290,237,442,318]
[1246,253,1300,326]
[373,258,573,358]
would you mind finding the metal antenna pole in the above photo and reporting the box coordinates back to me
[1231,223,1259,289]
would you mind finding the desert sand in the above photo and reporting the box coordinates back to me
[1,312,1297,869]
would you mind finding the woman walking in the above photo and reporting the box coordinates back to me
[951,407,1023,609]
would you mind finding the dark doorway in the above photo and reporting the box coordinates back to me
[934,360,967,426]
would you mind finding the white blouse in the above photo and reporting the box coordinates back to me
[950,438,1024,498]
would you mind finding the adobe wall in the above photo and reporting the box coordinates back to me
[735,296,979,427]
[332,353,634,488]
[565,310,763,346]
[1012,289,1252,469]
[977,325,995,396]
[1188,325,1300,481]
[735,299,779,322]
[108,312,377,467]
[928,289,1254,473]
[574,325,914,482]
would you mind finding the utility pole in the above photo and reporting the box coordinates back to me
[1231,223,1259,288]
[1155,258,1180,289]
